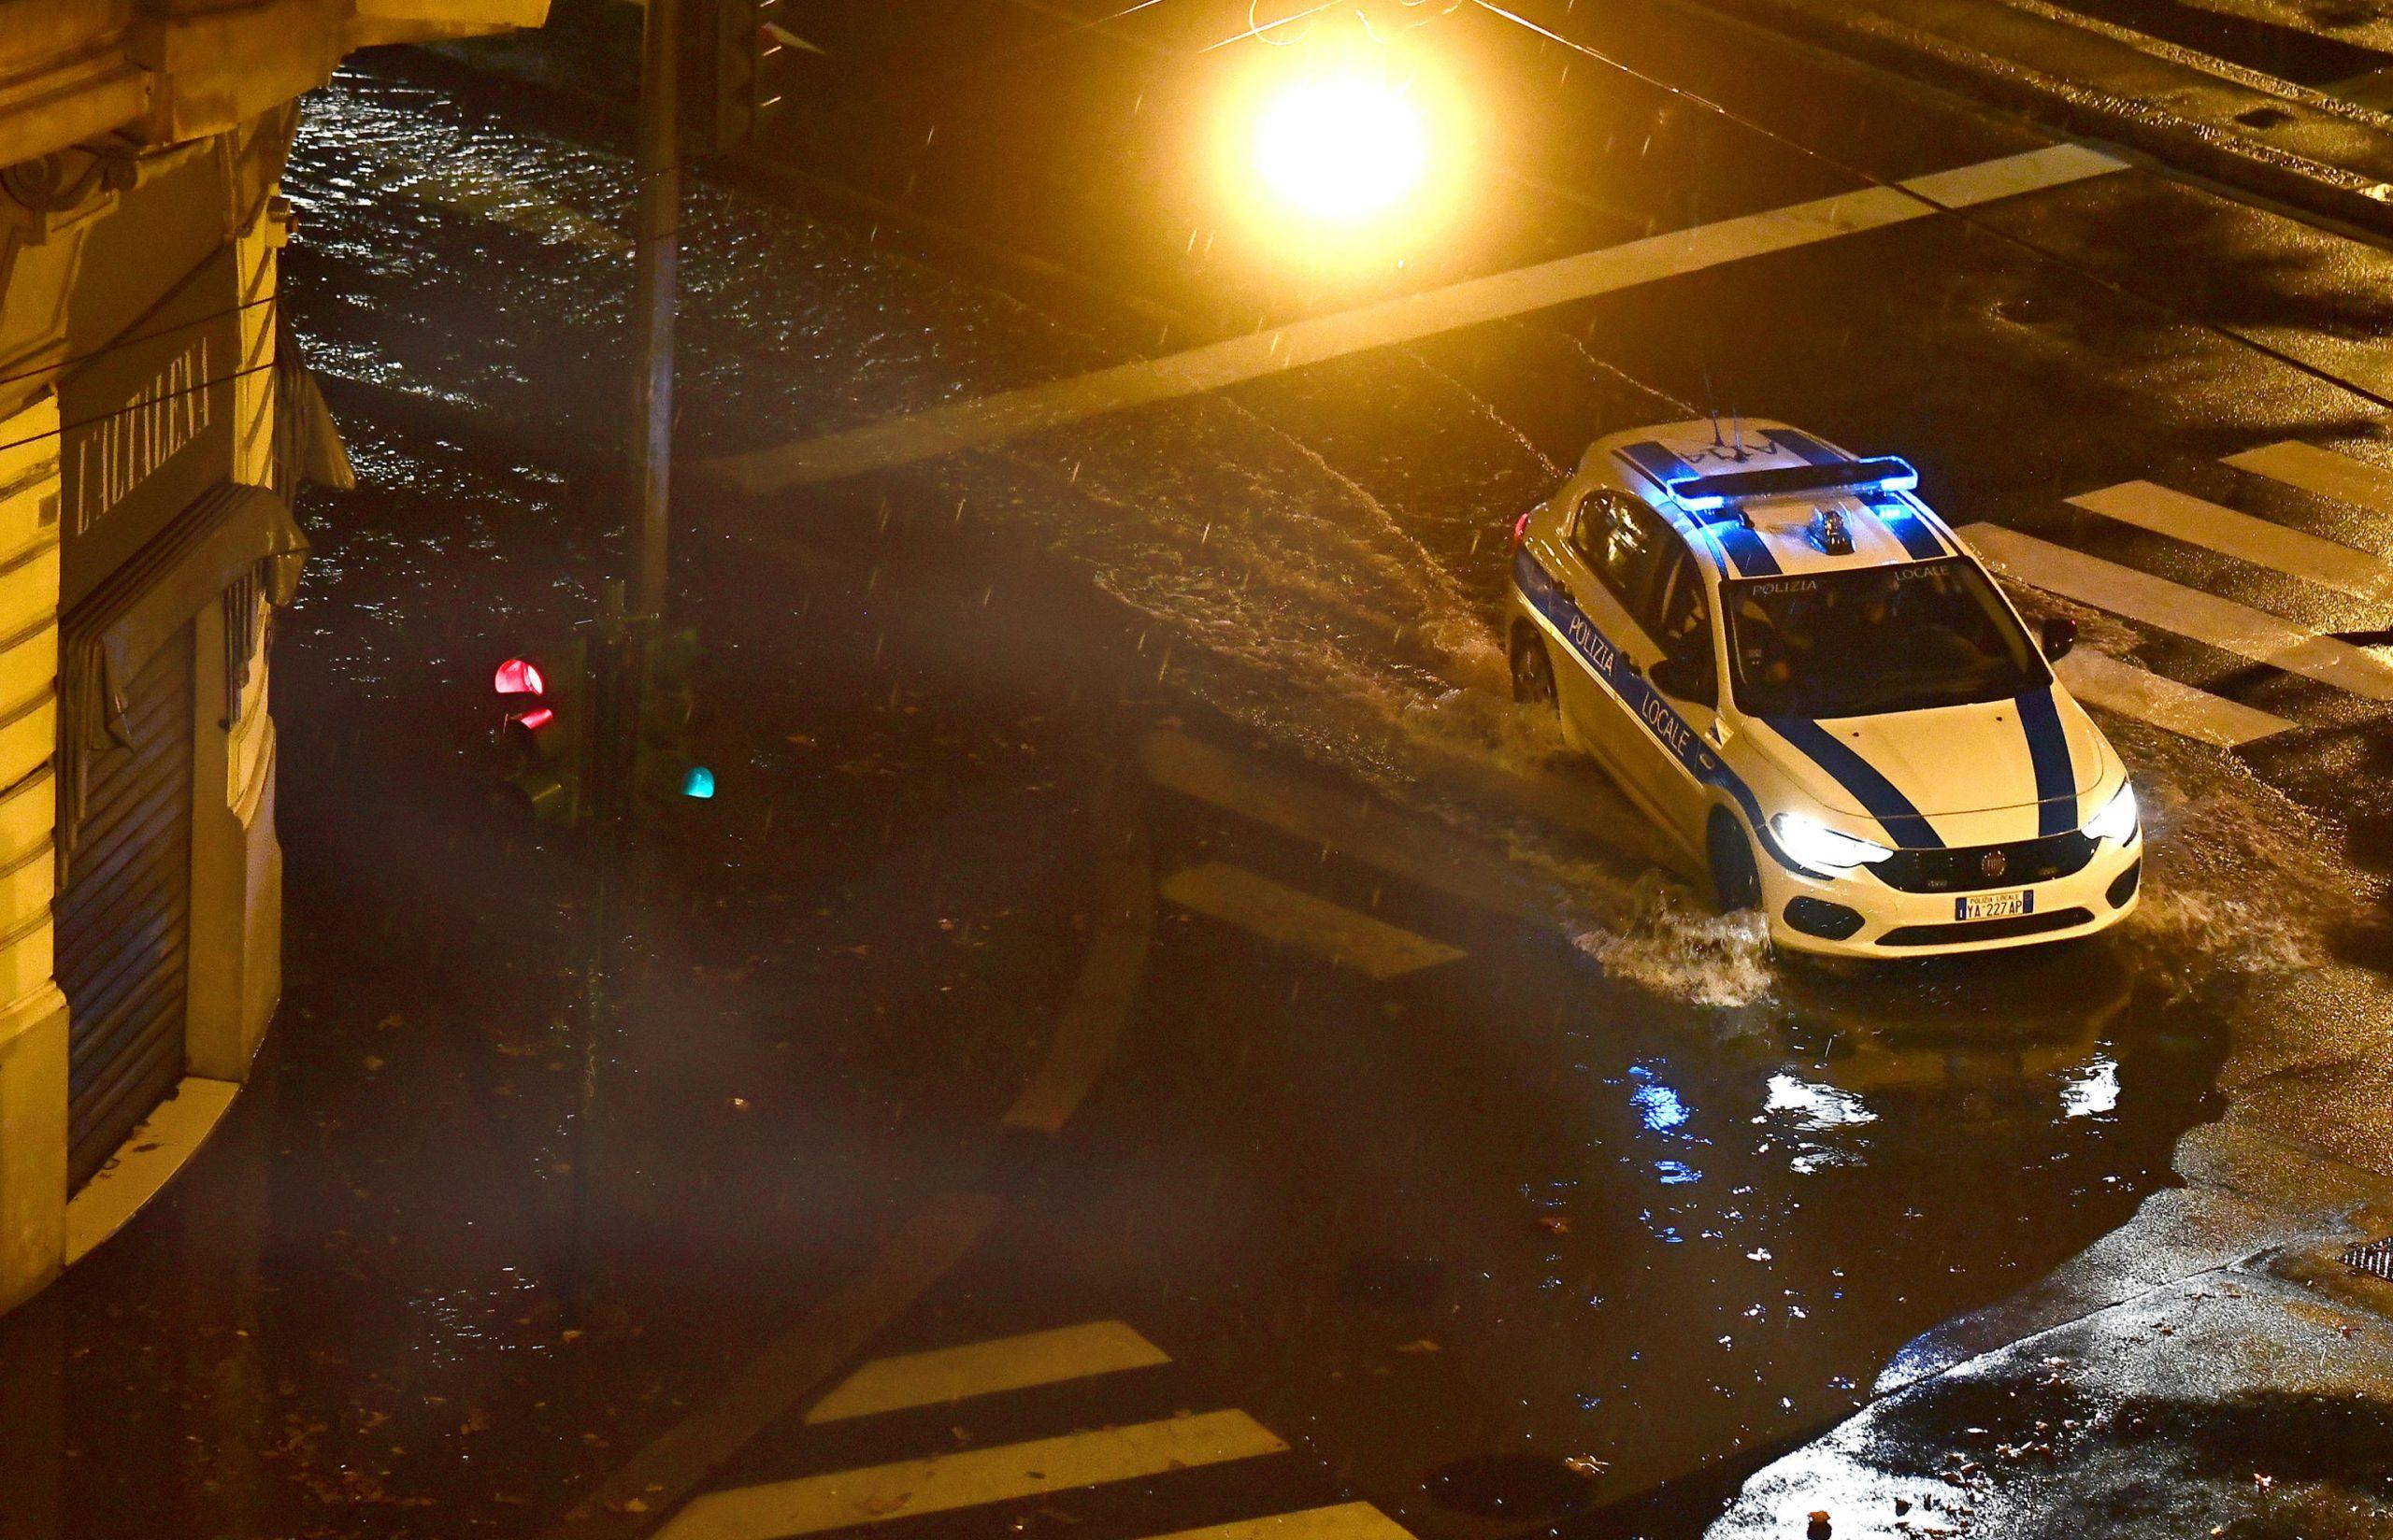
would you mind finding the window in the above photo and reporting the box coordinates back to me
[1651,551,1717,706]
[1724,558,2050,719]
[1570,492,1671,622]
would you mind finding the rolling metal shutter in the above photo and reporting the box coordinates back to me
[60,621,193,1191]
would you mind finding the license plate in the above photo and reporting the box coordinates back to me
[1956,890,2034,921]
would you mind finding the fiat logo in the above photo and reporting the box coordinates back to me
[1980,849,2009,880]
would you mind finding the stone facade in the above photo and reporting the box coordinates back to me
[0,0,546,1314]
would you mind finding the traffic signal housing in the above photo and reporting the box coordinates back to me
[688,0,817,156]
[634,625,715,806]
[495,639,593,825]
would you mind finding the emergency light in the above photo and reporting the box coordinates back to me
[1665,456,1920,519]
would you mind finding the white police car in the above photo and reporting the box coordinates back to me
[1507,419,2142,957]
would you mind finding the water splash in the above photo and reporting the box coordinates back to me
[287,62,2367,1011]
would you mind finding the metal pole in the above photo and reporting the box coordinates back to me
[629,0,680,623]
[573,0,680,1322]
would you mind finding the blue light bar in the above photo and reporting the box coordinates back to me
[1869,461,1920,494]
[1664,455,1920,511]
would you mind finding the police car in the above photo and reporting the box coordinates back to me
[1508,420,2142,958]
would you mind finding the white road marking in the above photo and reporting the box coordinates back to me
[2068,480,2393,600]
[2225,439,2393,521]
[1964,521,2393,700]
[399,165,631,253]
[1140,1504,1419,1540]
[1162,863,1466,979]
[709,144,2120,490]
[2330,66,2393,112]
[652,1411,1289,1539]
[1003,802,1153,1134]
[805,1322,1169,1424]
[538,1194,1004,1540]
[2053,649,2292,748]
[1140,731,1544,921]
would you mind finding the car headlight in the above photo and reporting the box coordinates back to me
[2085,780,2138,845]
[1770,812,1894,873]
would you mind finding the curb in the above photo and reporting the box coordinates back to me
[1684,0,2393,242]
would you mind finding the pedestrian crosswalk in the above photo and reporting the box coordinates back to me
[1962,522,2393,700]
[662,1414,1289,1539]
[651,1320,1411,1540]
[803,1321,1171,1425]
[2225,440,2393,520]
[1959,436,2393,749]
[2064,480,2393,602]
[2047,647,2290,751]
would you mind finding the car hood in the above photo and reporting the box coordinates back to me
[1751,689,2109,830]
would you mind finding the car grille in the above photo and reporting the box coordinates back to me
[1873,831,2098,894]
[1878,907,2095,948]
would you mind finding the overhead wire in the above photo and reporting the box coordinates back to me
[1455,0,2393,415]
[15,0,2393,461]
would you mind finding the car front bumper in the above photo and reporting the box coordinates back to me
[1757,830,2143,959]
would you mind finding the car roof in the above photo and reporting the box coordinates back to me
[1591,419,1960,581]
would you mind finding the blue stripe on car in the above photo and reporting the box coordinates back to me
[1613,443,1784,578]
[1615,441,1697,492]
[1763,717,1945,850]
[1870,497,1949,560]
[1712,523,1781,578]
[1764,428,1844,466]
[1759,429,1948,562]
[1513,548,1810,874]
[2015,688,2078,837]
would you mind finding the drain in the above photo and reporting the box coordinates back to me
[2343,1235,2393,1282]
[1425,1454,1602,1519]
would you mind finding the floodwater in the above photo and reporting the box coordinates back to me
[289,61,2345,1008]
[249,51,2361,1527]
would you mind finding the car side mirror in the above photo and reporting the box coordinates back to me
[2040,615,2076,662]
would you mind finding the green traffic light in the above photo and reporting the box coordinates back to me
[681,766,716,799]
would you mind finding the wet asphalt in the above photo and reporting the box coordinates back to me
[12,2,2393,1536]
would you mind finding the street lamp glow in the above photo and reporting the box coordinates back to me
[1250,70,1428,225]
[1211,36,1467,270]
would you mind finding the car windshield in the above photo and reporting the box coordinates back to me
[1723,557,2049,719]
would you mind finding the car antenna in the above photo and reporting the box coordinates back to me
[1703,371,1725,448]
[1730,410,1746,461]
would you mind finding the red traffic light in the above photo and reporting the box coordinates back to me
[495,658,546,695]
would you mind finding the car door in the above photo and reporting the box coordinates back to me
[1550,489,1678,817]
[1643,544,1727,852]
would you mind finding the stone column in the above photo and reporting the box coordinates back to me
[0,392,70,1315]
[183,194,286,1084]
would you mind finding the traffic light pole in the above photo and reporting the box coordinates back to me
[571,0,681,1322]
[628,0,680,622]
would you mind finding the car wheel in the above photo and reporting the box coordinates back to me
[1512,631,1558,709]
[1708,809,1763,913]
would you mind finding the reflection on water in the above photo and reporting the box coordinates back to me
[290,61,2353,1013]
[269,51,2271,1516]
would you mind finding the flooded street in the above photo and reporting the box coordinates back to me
[239,43,2316,1528]
[19,3,2393,1535]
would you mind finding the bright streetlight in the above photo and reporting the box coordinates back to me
[1251,66,1430,224]
[1212,33,1468,270]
